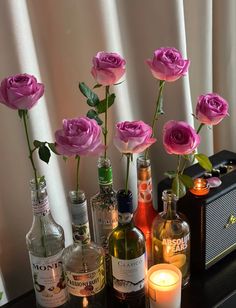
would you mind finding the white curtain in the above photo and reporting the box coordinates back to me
[0,0,235,303]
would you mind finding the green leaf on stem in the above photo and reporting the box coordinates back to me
[38,175,45,183]
[172,176,186,199]
[164,171,177,179]
[195,153,212,171]
[79,82,100,107]
[179,174,194,188]
[96,93,116,114]
[48,142,58,154]
[93,83,102,89]
[86,109,103,125]
[33,140,43,148]
[38,145,51,164]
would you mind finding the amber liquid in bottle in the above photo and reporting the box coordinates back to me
[152,190,190,287]
[134,156,157,268]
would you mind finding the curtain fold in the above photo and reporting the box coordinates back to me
[0,0,235,302]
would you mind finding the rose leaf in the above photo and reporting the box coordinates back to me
[194,153,212,171]
[172,176,186,199]
[79,82,100,106]
[38,145,51,164]
[96,93,116,114]
[48,142,59,155]
[86,109,103,125]
[179,174,194,188]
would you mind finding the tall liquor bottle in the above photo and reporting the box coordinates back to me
[26,179,68,308]
[62,190,106,307]
[134,156,157,267]
[108,189,147,308]
[90,156,118,251]
[152,190,190,286]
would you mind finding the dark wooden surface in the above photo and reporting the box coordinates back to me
[2,250,236,308]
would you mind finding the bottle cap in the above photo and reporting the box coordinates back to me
[117,189,133,213]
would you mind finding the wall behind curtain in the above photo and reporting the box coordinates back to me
[0,0,235,303]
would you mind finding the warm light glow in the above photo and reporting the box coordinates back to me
[82,297,89,307]
[150,270,179,287]
[189,178,210,196]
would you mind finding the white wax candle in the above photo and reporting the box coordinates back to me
[147,264,182,308]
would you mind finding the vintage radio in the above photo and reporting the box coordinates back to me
[158,150,236,271]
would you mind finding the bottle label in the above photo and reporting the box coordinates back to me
[98,166,113,185]
[72,222,90,244]
[32,196,50,216]
[65,264,105,297]
[118,212,133,224]
[111,254,146,293]
[138,178,153,203]
[29,250,67,307]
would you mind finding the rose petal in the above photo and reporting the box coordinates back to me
[207,177,222,188]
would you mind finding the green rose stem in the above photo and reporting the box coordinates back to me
[75,155,80,192]
[196,123,205,134]
[125,154,131,195]
[21,110,47,256]
[21,110,39,192]
[144,80,165,160]
[103,85,110,159]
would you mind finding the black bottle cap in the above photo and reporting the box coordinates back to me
[117,189,133,213]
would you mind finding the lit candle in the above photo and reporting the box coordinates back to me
[189,177,210,196]
[147,263,182,308]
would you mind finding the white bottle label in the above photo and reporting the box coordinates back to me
[138,178,153,203]
[29,250,67,307]
[65,264,105,297]
[32,196,50,216]
[111,254,146,293]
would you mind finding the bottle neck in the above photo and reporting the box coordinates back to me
[117,189,134,226]
[118,211,134,226]
[162,190,178,220]
[137,156,153,205]
[30,179,51,217]
[69,190,91,245]
[97,156,113,192]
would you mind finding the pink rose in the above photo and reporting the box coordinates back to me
[114,120,156,154]
[91,51,126,86]
[146,47,190,82]
[0,73,44,110]
[55,116,104,157]
[163,120,200,155]
[196,93,229,125]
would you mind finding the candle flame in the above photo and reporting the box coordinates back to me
[82,297,88,307]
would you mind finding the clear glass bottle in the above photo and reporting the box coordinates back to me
[134,156,157,268]
[90,156,118,251]
[108,189,147,308]
[152,190,190,287]
[26,179,68,308]
[62,190,106,308]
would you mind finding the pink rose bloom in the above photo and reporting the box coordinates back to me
[114,120,156,154]
[196,93,229,125]
[55,116,104,157]
[0,73,44,110]
[146,47,190,82]
[163,120,200,155]
[91,51,126,86]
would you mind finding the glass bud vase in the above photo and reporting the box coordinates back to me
[26,179,68,308]
[134,156,157,268]
[152,190,190,287]
[62,190,106,308]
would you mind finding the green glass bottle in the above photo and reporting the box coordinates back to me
[108,189,147,308]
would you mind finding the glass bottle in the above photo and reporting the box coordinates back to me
[90,156,118,252]
[152,190,190,287]
[108,189,147,308]
[62,190,106,308]
[26,179,68,308]
[134,156,157,268]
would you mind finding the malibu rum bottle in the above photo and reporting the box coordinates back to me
[62,190,106,307]
[26,179,68,308]
[108,189,147,308]
[134,156,157,268]
[152,190,190,286]
[90,156,118,251]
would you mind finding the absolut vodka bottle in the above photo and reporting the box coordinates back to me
[26,179,68,308]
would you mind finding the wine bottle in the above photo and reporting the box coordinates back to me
[108,189,147,308]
